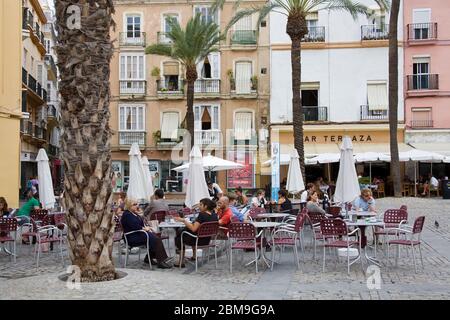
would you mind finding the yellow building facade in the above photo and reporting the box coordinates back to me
[0,0,22,208]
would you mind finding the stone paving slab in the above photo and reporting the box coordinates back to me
[1,197,450,299]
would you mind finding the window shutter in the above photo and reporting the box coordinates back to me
[235,62,252,94]
[209,52,220,79]
[235,112,252,140]
[367,83,388,111]
[161,112,179,140]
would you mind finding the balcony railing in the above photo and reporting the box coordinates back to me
[410,119,433,128]
[28,74,37,92]
[157,32,172,44]
[47,105,57,118]
[360,105,388,120]
[45,55,57,76]
[119,80,146,95]
[302,26,325,42]
[37,83,42,98]
[119,131,146,146]
[231,30,257,45]
[119,32,146,46]
[303,106,328,122]
[361,24,389,40]
[42,89,47,101]
[231,130,258,145]
[22,68,28,85]
[48,144,59,157]
[156,79,184,92]
[194,79,220,94]
[34,125,44,140]
[22,91,27,112]
[408,23,438,41]
[22,8,34,30]
[407,74,439,90]
[40,31,45,46]
[194,130,221,145]
[20,120,33,135]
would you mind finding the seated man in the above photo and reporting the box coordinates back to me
[217,196,233,228]
[227,193,245,222]
[143,188,169,219]
[423,173,439,196]
[352,188,376,212]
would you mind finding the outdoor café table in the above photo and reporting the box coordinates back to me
[345,219,384,266]
[158,221,186,229]
[256,213,291,220]
[343,211,377,218]
[251,221,283,268]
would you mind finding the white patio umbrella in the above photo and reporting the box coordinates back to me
[36,148,56,209]
[354,152,391,185]
[286,149,305,197]
[127,143,148,201]
[141,156,154,200]
[173,153,244,178]
[185,146,210,208]
[334,136,360,206]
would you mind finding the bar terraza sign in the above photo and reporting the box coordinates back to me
[303,135,373,143]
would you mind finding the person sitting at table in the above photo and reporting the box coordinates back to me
[0,197,10,217]
[143,189,169,219]
[251,189,268,208]
[422,173,439,196]
[207,180,223,202]
[217,196,233,228]
[14,189,40,224]
[235,186,248,206]
[227,193,246,222]
[173,198,218,268]
[352,188,376,212]
[276,189,292,212]
[300,183,315,206]
[120,199,172,269]
[306,191,327,215]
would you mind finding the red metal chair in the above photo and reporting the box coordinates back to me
[247,207,265,221]
[228,222,263,273]
[270,213,307,270]
[149,210,170,250]
[180,221,220,272]
[0,218,18,262]
[399,205,407,211]
[374,209,408,255]
[320,218,362,274]
[123,229,152,270]
[306,211,329,259]
[113,215,124,266]
[328,206,342,217]
[387,216,425,273]
[35,224,65,268]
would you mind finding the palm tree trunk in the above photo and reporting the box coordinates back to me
[55,0,116,281]
[185,66,197,148]
[389,0,402,197]
[287,14,308,178]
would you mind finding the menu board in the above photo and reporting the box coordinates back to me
[227,151,254,188]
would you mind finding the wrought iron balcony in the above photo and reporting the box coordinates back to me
[194,79,220,94]
[407,74,439,91]
[407,23,438,41]
[231,30,257,45]
[22,91,27,112]
[119,32,146,47]
[157,32,172,45]
[410,120,433,128]
[28,74,37,92]
[48,144,59,157]
[194,130,221,145]
[45,55,57,76]
[361,24,389,40]
[302,26,325,42]
[34,125,45,140]
[22,8,34,30]
[20,119,33,135]
[303,106,328,122]
[156,79,184,92]
[119,131,146,146]
[22,68,28,85]
[119,80,146,95]
[360,105,388,120]
[47,105,57,118]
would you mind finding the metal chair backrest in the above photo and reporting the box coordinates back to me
[31,211,48,223]
[197,221,220,238]
[249,207,265,218]
[231,215,241,223]
[294,213,307,232]
[345,202,353,211]
[150,210,167,223]
[113,215,122,232]
[168,209,179,217]
[182,207,192,215]
[383,209,408,224]
[53,213,66,229]
[399,205,408,211]
[320,218,347,237]
[412,216,425,234]
[0,217,18,232]
[300,207,308,215]
[307,211,326,225]
[328,206,342,217]
[229,222,256,240]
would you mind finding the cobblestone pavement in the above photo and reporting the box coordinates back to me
[1,197,450,299]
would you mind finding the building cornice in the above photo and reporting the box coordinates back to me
[29,0,48,24]
[271,40,404,51]
[270,123,406,132]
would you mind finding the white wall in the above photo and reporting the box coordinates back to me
[270,0,404,44]
[270,47,404,123]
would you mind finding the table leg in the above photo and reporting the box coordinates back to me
[360,226,380,266]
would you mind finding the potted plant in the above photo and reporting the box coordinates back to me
[227,69,235,91]
[251,75,258,91]
[151,67,161,77]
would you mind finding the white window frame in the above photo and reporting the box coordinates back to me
[119,53,146,80]
[162,13,180,33]
[118,104,146,132]
[160,110,180,140]
[194,104,221,130]
[234,59,253,94]
[123,13,143,38]
[193,5,219,25]
[233,109,255,139]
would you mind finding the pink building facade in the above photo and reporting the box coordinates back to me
[403,0,450,166]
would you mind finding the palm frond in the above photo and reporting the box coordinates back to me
[324,0,369,19]
[145,44,172,57]
[374,0,391,12]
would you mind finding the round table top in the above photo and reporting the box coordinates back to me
[345,211,377,217]
[159,221,185,228]
[252,221,283,228]
[345,219,384,227]
[257,213,291,219]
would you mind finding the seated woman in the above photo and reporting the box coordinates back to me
[173,198,218,268]
[0,197,10,217]
[352,188,376,212]
[276,189,292,212]
[120,199,172,269]
[306,191,327,215]
[251,189,268,208]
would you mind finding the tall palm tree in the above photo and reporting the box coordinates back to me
[146,14,225,148]
[54,0,116,282]
[387,0,402,197]
[216,0,368,177]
